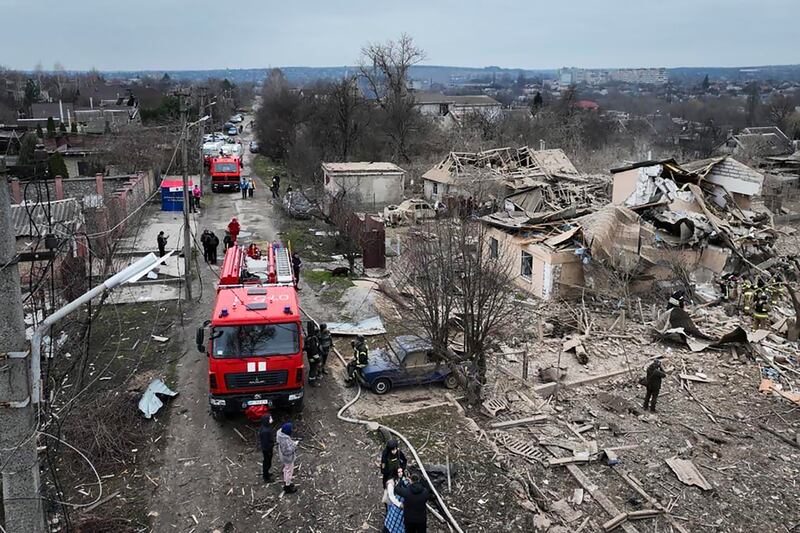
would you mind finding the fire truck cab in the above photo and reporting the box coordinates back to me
[209,156,242,192]
[197,243,304,416]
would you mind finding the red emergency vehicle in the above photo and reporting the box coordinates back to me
[209,156,242,192]
[196,243,304,416]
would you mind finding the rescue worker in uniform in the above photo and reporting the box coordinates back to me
[380,439,408,487]
[752,292,771,331]
[305,322,322,386]
[667,288,686,310]
[346,335,369,386]
[741,278,755,313]
[318,323,332,375]
[642,359,667,413]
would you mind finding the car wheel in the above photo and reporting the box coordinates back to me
[444,375,458,389]
[372,378,392,395]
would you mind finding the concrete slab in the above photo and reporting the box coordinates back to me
[108,283,181,304]
[117,209,199,253]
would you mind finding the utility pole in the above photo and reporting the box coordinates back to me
[178,91,193,300]
[0,176,45,533]
[198,87,206,188]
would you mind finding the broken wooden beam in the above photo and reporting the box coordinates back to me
[544,444,639,533]
[488,415,548,429]
[548,455,591,466]
[628,509,662,521]
[612,467,690,533]
[602,513,629,532]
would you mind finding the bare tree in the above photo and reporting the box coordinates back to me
[329,76,364,161]
[395,220,514,403]
[767,94,796,132]
[358,34,425,162]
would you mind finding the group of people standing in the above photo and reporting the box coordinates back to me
[240,177,257,199]
[259,412,299,493]
[303,322,333,386]
[381,440,431,533]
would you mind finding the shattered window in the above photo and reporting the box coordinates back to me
[520,251,533,279]
[212,323,300,358]
[432,182,439,195]
[489,237,499,259]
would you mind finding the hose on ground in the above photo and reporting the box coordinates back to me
[300,305,464,533]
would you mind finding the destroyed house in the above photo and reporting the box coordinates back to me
[422,147,587,203]
[595,156,774,291]
[477,165,607,300]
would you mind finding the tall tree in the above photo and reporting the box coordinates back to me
[23,78,40,114]
[745,82,760,126]
[254,69,301,161]
[46,116,56,137]
[358,34,425,162]
[328,76,364,161]
[17,132,39,167]
[395,221,514,403]
[48,151,69,178]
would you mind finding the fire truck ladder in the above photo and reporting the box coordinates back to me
[273,244,294,284]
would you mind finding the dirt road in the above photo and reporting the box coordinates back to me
[147,117,390,532]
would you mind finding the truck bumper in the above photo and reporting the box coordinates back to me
[208,388,304,412]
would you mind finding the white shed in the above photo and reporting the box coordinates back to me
[322,162,406,210]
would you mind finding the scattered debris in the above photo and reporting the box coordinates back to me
[138,379,178,419]
[665,457,712,491]
[327,316,386,336]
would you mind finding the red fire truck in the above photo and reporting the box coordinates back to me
[209,156,242,192]
[196,242,304,416]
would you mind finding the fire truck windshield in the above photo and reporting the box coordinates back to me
[212,323,300,358]
[213,163,238,173]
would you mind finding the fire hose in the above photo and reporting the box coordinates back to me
[300,306,464,533]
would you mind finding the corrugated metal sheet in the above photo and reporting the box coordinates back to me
[10,198,83,238]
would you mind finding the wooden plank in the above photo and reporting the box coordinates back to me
[679,373,717,383]
[489,415,548,429]
[548,456,590,466]
[665,457,712,491]
[612,468,690,533]
[602,513,628,532]
[628,509,662,521]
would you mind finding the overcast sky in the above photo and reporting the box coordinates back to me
[2,0,797,71]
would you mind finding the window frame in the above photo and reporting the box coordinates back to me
[489,237,499,259]
[520,250,533,280]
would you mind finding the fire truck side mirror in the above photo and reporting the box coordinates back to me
[196,327,206,354]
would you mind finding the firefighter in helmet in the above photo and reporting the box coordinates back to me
[345,335,369,386]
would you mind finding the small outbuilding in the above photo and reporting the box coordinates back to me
[322,162,405,210]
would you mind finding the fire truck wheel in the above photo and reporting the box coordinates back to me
[371,378,391,395]
[444,375,458,389]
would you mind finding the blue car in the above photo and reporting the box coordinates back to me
[361,336,458,395]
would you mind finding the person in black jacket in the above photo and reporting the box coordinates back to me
[395,475,430,533]
[157,231,168,257]
[305,322,322,386]
[643,359,667,412]
[208,231,220,264]
[259,413,276,483]
[380,439,407,486]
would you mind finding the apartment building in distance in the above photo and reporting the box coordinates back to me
[559,67,668,86]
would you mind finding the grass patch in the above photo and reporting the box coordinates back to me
[304,269,354,290]
[280,221,337,262]
[252,155,286,181]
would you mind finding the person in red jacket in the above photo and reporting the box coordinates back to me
[227,218,240,244]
